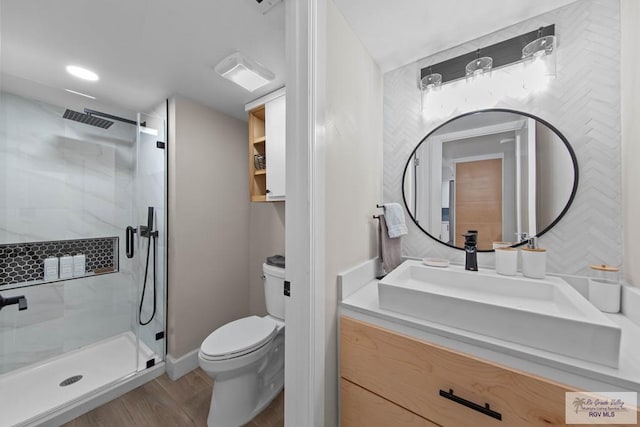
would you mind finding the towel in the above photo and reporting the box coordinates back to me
[266,255,285,268]
[379,214,402,274]
[383,203,408,238]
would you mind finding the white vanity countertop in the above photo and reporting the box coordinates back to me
[339,265,640,398]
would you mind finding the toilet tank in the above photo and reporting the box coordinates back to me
[263,263,285,320]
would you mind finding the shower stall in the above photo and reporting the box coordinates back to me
[0,90,167,426]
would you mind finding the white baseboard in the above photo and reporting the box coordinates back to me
[166,348,200,380]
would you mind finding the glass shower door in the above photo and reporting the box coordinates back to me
[133,111,167,369]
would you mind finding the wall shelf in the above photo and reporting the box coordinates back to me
[246,88,286,202]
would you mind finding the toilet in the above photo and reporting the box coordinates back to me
[198,263,285,427]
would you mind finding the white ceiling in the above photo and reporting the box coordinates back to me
[332,0,579,73]
[0,0,286,120]
[1,0,578,121]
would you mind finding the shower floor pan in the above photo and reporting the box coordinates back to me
[0,332,159,427]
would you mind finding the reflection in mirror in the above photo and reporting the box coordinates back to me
[403,110,578,251]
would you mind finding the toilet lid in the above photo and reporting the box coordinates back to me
[200,316,277,359]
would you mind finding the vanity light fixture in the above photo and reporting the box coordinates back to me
[420,70,442,90]
[418,25,555,89]
[418,25,556,115]
[522,27,557,78]
[66,65,99,81]
[465,50,493,78]
[214,52,275,92]
[420,69,442,110]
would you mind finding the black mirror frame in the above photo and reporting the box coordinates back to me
[401,108,579,253]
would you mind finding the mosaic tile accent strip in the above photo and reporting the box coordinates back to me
[0,237,119,286]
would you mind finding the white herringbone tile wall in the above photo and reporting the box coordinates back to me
[383,0,621,276]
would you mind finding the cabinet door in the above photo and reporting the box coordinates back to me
[265,94,286,201]
[341,379,438,427]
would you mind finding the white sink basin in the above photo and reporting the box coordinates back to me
[378,260,621,367]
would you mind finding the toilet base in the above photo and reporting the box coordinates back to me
[204,332,285,427]
[207,373,283,427]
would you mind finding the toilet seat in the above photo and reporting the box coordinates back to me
[200,316,277,361]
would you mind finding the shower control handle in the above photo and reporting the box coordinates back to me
[126,226,137,259]
[139,207,157,238]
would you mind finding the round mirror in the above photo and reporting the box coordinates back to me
[402,109,578,251]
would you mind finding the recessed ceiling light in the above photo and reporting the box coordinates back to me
[214,52,274,92]
[66,65,99,81]
[64,89,96,99]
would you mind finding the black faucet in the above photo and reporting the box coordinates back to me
[463,231,478,271]
[0,293,28,311]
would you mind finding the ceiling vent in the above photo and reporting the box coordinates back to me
[255,0,283,14]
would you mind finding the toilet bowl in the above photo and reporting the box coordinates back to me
[199,263,285,427]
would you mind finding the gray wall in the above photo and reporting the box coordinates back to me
[248,202,285,315]
[167,95,286,360]
[167,96,250,358]
[384,0,621,275]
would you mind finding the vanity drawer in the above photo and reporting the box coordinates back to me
[341,378,439,427]
[341,316,586,427]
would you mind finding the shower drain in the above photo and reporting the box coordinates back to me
[59,375,83,387]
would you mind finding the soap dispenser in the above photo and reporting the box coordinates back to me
[521,237,546,279]
[463,231,478,271]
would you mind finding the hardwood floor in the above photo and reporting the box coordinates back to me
[64,368,284,427]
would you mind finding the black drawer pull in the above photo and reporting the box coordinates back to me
[439,389,502,421]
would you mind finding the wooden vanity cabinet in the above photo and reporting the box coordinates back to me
[340,316,637,427]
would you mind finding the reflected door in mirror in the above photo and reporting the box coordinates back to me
[455,158,502,249]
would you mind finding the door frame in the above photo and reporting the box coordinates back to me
[284,0,327,426]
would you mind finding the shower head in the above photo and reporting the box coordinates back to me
[63,109,113,129]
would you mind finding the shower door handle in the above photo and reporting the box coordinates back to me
[0,294,27,311]
[126,226,137,259]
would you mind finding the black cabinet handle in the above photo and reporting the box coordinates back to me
[126,226,137,259]
[439,389,502,421]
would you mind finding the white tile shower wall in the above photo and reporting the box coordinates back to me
[383,0,622,276]
[0,92,135,243]
[0,274,135,374]
[0,92,138,372]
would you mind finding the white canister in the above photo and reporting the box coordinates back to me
[495,247,518,276]
[588,279,621,313]
[59,255,73,280]
[44,257,59,281]
[521,248,546,279]
[492,241,512,250]
[588,264,621,313]
[73,253,86,277]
